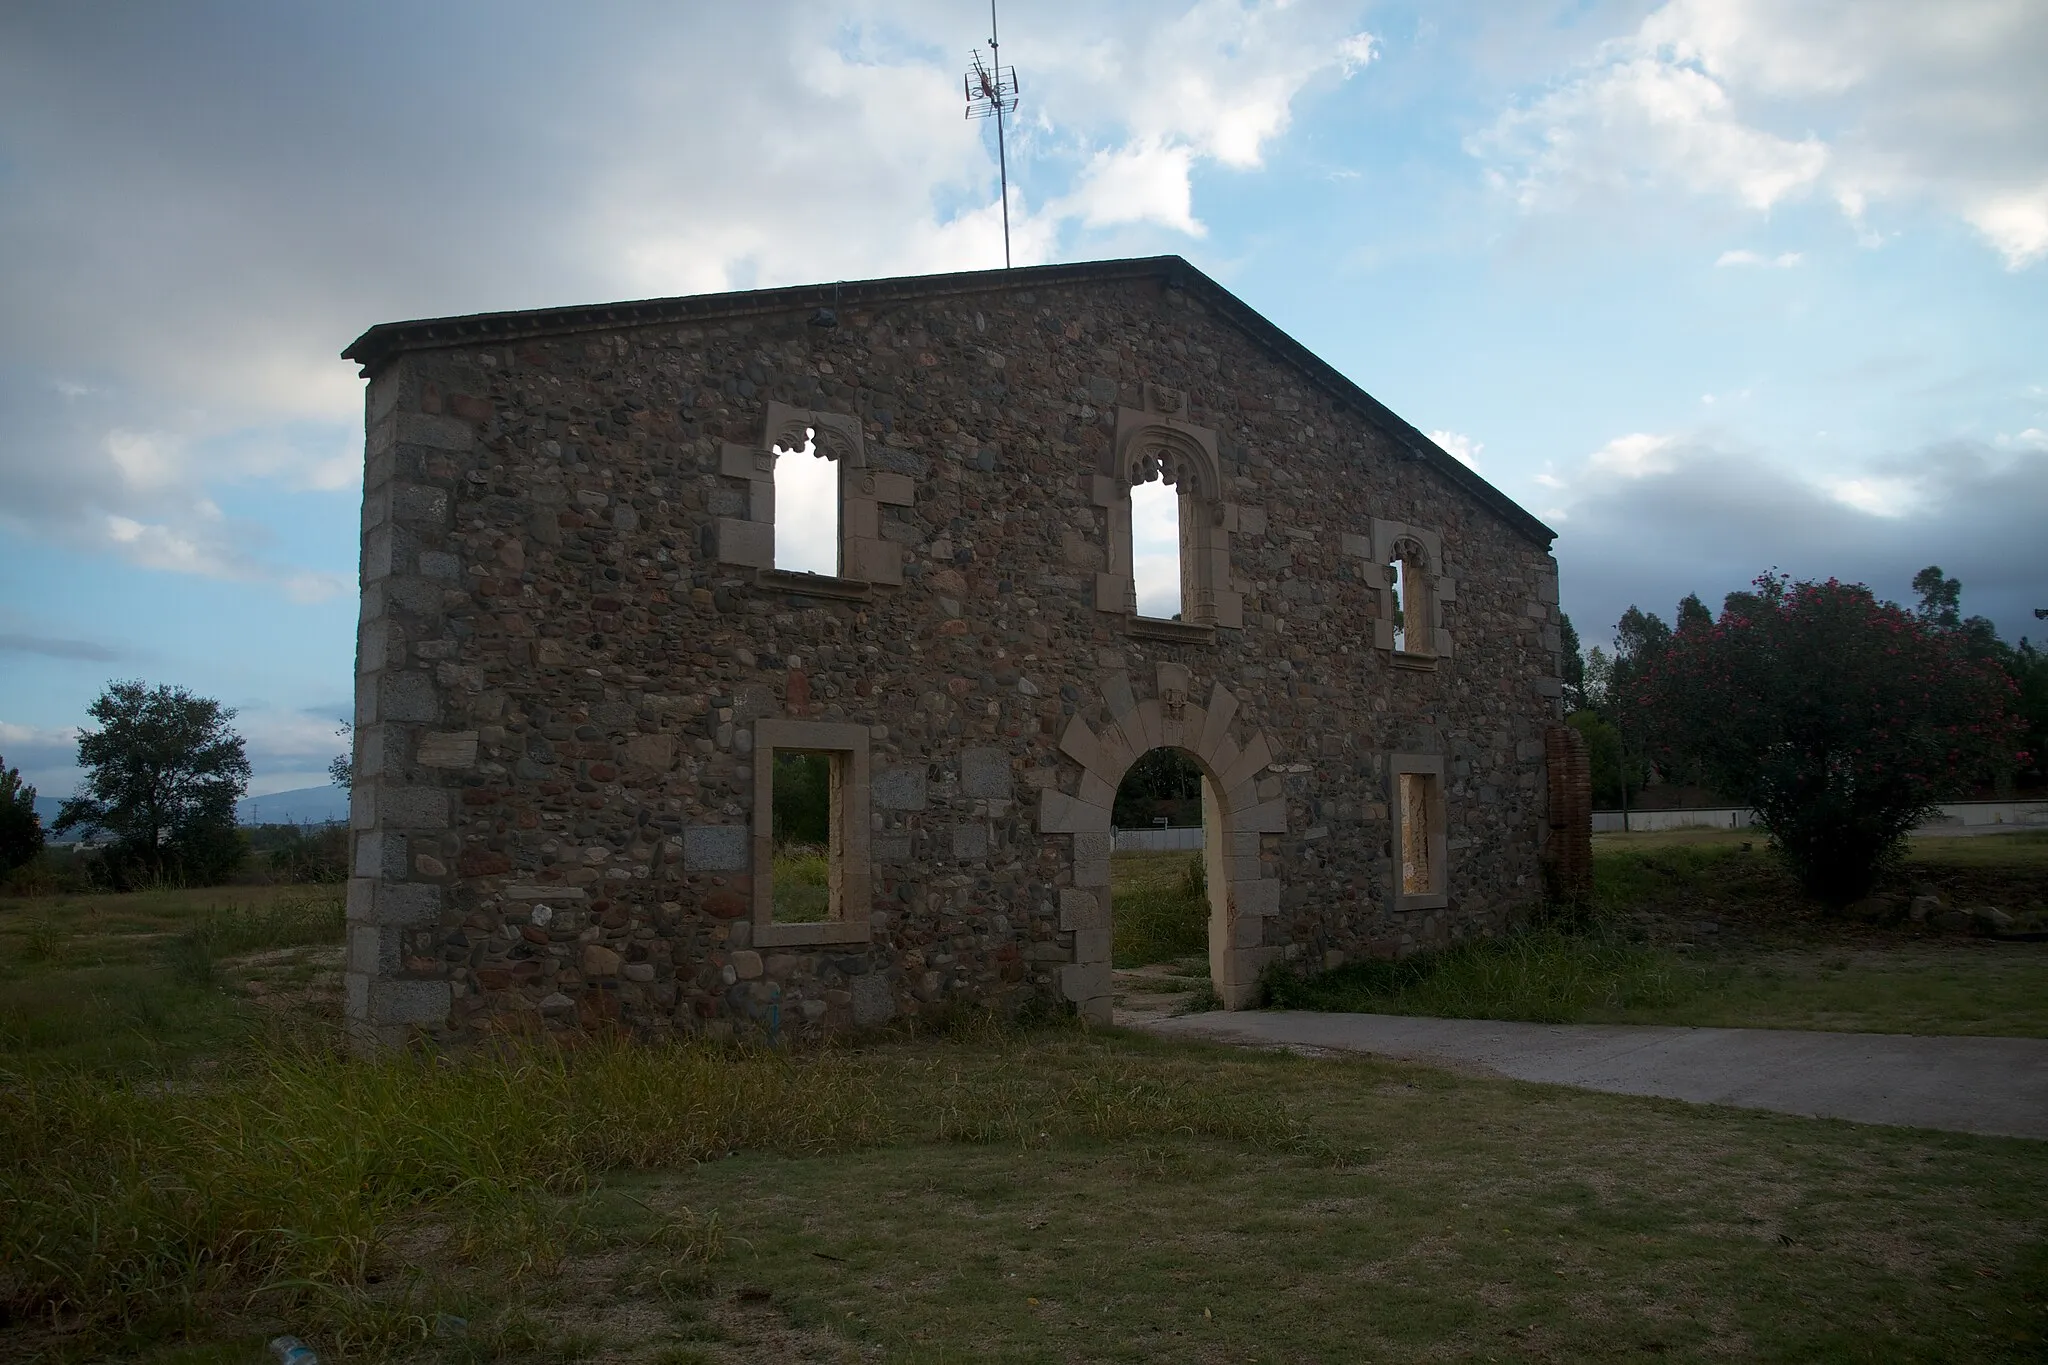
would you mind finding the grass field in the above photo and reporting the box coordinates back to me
[3,840,2048,1361]
[1108,850,1209,969]
[1276,830,2048,1036]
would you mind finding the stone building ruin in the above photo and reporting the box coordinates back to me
[340,256,1583,1050]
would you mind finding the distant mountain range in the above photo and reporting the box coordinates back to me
[31,786,351,842]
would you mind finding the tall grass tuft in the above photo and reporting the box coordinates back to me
[1265,924,1699,1024]
[0,1031,1323,1344]
[1112,852,1210,968]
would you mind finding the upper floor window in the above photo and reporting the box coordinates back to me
[716,401,914,586]
[771,426,839,577]
[1130,471,1183,620]
[1095,385,1243,634]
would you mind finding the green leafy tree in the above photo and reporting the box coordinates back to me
[1559,613,1587,713]
[328,719,353,788]
[1632,574,2024,903]
[53,682,252,887]
[1113,748,1204,828]
[771,751,832,845]
[0,754,43,874]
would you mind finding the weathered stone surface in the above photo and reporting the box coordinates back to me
[683,825,748,871]
[873,764,928,810]
[961,747,1011,800]
[343,259,1563,1048]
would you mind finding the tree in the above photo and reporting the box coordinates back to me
[54,681,252,887]
[0,754,43,874]
[1631,574,2024,903]
[1559,613,1587,713]
[328,719,354,788]
[1113,748,1204,828]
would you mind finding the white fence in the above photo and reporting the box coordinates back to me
[1114,826,1206,852]
[1594,800,2048,835]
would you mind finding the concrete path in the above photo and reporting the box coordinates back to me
[1142,1011,2048,1140]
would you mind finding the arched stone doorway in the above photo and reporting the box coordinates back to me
[1037,664,1288,1022]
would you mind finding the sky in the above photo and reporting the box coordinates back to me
[2,0,2044,799]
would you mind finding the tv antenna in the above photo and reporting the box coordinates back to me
[964,1,1020,267]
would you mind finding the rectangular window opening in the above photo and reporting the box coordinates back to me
[1131,478,1183,619]
[773,431,839,576]
[1399,771,1433,895]
[770,748,842,924]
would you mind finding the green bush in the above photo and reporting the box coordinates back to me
[1265,924,1696,1024]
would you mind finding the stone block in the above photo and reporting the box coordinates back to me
[375,881,443,926]
[370,978,452,1025]
[717,517,773,569]
[1239,799,1288,833]
[379,785,450,830]
[851,974,895,1027]
[378,671,439,724]
[1059,961,1110,1004]
[1038,789,1109,835]
[1060,887,1107,931]
[1232,878,1281,917]
[394,413,473,452]
[417,731,479,768]
[873,764,928,810]
[683,824,749,872]
[392,483,450,526]
[1072,831,1113,888]
[623,734,675,770]
[960,746,1011,799]
[346,876,377,922]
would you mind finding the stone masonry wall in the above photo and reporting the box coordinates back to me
[344,268,1565,1049]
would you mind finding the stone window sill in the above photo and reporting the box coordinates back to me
[754,919,872,948]
[1125,615,1216,645]
[1390,650,1439,672]
[754,568,874,601]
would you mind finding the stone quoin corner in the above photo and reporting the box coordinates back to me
[338,255,1590,1050]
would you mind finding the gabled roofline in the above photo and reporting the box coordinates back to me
[341,256,1556,547]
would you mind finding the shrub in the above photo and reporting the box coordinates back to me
[1631,574,2024,903]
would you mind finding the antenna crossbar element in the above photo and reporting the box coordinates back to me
[963,0,1020,267]
[963,52,1018,118]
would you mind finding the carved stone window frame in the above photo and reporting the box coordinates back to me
[716,400,914,587]
[751,718,872,948]
[1389,751,1448,912]
[1094,384,1243,635]
[1351,518,1456,668]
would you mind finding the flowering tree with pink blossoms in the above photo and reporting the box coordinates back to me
[1630,573,2026,903]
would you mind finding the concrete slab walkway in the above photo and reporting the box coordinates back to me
[1141,1011,2048,1140]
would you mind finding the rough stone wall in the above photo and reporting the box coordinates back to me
[344,269,1565,1049]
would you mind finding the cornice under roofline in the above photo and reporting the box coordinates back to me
[340,256,1556,548]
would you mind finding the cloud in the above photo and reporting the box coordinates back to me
[0,632,125,663]
[0,720,82,797]
[1715,249,1802,267]
[1549,432,2048,647]
[1474,0,2048,268]
[0,0,1377,591]
[1428,429,1482,468]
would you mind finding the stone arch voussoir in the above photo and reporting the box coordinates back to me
[1038,664,1287,1019]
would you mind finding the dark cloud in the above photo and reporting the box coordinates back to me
[1556,439,2048,646]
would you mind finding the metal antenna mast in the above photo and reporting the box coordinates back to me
[964,0,1020,267]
